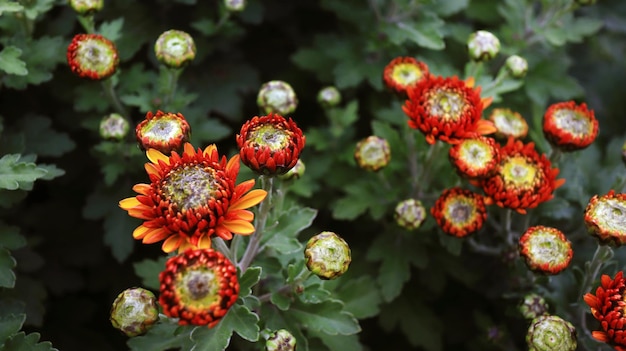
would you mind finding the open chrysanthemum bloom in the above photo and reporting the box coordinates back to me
[402,75,496,145]
[488,108,529,140]
[67,33,119,80]
[382,57,429,96]
[480,138,564,214]
[543,101,598,151]
[237,113,305,176]
[119,143,267,253]
[584,271,626,350]
[135,111,191,154]
[449,136,500,179]
[159,248,239,328]
[431,187,487,238]
[584,190,626,246]
[519,226,572,275]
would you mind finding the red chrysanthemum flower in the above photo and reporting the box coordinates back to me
[584,190,626,246]
[584,271,626,350]
[159,248,239,328]
[449,136,500,179]
[480,138,565,214]
[135,111,191,154]
[119,143,267,253]
[402,75,496,145]
[519,226,572,275]
[237,113,305,176]
[431,187,487,238]
[543,101,599,151]
[382,57,430,96]
[67,33,119,80]
[488,108,529,140]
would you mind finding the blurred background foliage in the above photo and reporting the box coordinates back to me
[1,0,626,350]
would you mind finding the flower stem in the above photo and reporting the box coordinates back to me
[77,15,96,34]
[101,79,129,119]
[162,67,182,109]
[467,237,502,256]
[238,175,274,271]
[404,126,420,198]
[503,208,515,246]
[212,237,233,262]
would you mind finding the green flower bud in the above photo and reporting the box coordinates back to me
[278,159,305,181]
[354,136,391,172]
[69,0,103,16]
[110,287,159,337]
[394,199,427,230]
[257,80,298,116]
[99,113,129,141]
[468,30,500,61]
[505,55,528,78]
[317,86,341,109]
[519,293,549,320]
[154,30,196,69]
[526,315,577,351]
[304,231,351,280]
[225,0,246,12]
[265,329,296,351]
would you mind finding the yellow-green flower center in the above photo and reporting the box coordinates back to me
[141,116,185,143]
[77,39,116,73]
[391,63,424,86]
[162,165,219,211]
[428,88,465,121]
[458,140,493,169]
[248,124,291,152]
[525,229,570,268]
[175,268,220,310]
[552,108,593,137]
[501,156,539,190]
[589,198,626,235]
[444,197,477,227]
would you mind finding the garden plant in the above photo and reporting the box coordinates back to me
[1,0,626,350]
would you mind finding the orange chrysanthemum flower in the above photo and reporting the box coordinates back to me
[67,33,119,80]
[584,190,626,246]
[119,143,267,253]
[543,101,599,151]
[382,57,430,96]
[449,136,500,179]
[135,111,191,154]
[431,187,487,238]
[402,75,496,145]
[519,226,572,275]
[480,138,565,214]
[159,248,239,328]
[237,113,305,176]
[584,271,626,351]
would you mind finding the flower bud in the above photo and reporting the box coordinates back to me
[67,34,119,80]
[317,86,341,109]
[277,159,305,181]
[394,199,426,231]
[225,0,246,12]
[354,136,391,172]
[519,226,572,275]
[519,293,549,320]
[69,0,103,16]
[584,190,626,246]
[154,30,196,69]
[257,80,298,116]
[505,55,528,78]
[265,329,296,351]
[135,111,191,154]
[467,30,500,61]
[110,287,159,337]
[526,315,577,351]
[304,231,351,280]
[99,113,129,141]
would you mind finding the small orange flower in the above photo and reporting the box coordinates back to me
[519,226,572,275]
[480,138,565,214]
[135,111,191,154]
[431,187,487,238]
[584,190,626,246]
[584,271,626,351]
[488,108,529,140]
[449,136,500,179]
[543,101,598,151]
[67,33,118,80]
[382,57,429,96]
[119,143,267,253]
[403,75,496,145]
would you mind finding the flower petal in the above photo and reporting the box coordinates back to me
[230,189,267,210]
[162,235,183,253]
[142,227,171,244]
[132,225,151,239]
[222,219,255,234]
[147,148,169,165]
[132,183,151,195]
[119,197,141,210]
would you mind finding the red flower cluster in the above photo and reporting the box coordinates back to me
[584,271,626,351]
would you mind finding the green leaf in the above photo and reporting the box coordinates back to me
[0,224,26,251]
[0,47,27,76]
[270,292,291,311]
[299,282,331,304]
[524,57,584,106]
[21,0,54,20]
[190,304,260,350]
[103,209,137,263]
[327,100,359,129]
[0,2,24,15]
[128,321,193,351]
[17,116,75,157]
[335,276,381,319]
[394,20,445,50]
[0,154,48,191]
[1,331,57,351]
[309,331,363,351]
[263,206,317,254]
[98,18,125,42]
[191,118,232,144]
[379,296,442,351]
[35,165,65,181]
[238,267,262,297]
[133,256,168,291]
[0,313,25,345]
[426,0,469,16]
[289,299,360,336]
[2,37,65,89]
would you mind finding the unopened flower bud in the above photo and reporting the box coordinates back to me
[526,315,577,351]
[135,111,191,154]
[257,80,298,116]
[317,86,341,109]
[69,0,103,16]
[67,34,118,80]
[225,0,246,12]
[110,287,159,337]
[519,226,572,275]
[99,113,129,141]
[519,293,549,320]
[354,136,391,172]
[505,55,528,78]
[304,231,351,280]
[265,329,296,351]
[394,199,426,230]
[278,159,305,181]
[155,30,196,69]
[468,30,500,61]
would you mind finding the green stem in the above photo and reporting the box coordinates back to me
[415,140,442,197]
[101,79,129,119]
[467,237,502,256]
[77,15,96,34]
[549,147,562,164]
[162,68,182,109]
[404,127,420,198]
[238,176,274,271]
[212,237,233,262]
[503,208,515,246]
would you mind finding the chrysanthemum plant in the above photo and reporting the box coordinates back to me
[1,1,625,351]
